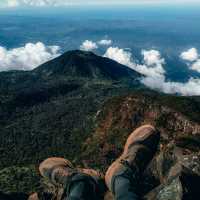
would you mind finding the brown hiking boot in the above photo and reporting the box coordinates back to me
[105,125,160,194]
[39,157,103,199]
[39,157,75,186]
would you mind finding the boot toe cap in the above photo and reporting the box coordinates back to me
[39,157,73,179]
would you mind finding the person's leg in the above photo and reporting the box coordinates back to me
[105,125,160,200]
[67,181,86,200]
[66,173,99,200]
[112,168,140,200]
[39,157,102,200]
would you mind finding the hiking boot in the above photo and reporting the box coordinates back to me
[39,157,103,199]
[105,125,160,194]
[39,157,75,186]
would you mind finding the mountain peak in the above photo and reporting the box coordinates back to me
[34,50,141,81]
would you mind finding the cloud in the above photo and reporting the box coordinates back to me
[104,47,134,67]
[140,50,165,77]
[104,46,200,96]
[104,47,165,78]
[180,48,200,73]
[0,42,60,72]
[180,48,199,62]
[80,39,112,51]
[191,60,200,73]
[80,40,98,51]
[141,76,200,96]
[7,0,19,6]
[142,50,164,68]
[98,39,112,46]
[2,0,69,7]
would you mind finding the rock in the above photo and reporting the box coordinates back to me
[144,166,200,200]
[144,177,183,200]
[142,135,200,200]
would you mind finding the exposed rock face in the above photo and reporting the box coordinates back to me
[143,144,200,200]
[81,95,200,169]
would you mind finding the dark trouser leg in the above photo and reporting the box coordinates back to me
[68,181,88,200]
[65,174,98,200]
[114,176,140,200]
[112,166,141,200]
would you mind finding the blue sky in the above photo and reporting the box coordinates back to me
[1,0,200,7]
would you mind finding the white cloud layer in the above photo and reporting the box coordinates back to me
[104,47,165,78]
[141,76,200,96]
[140,50,165,77]
[0,42,60,71]
[104,47,134,67]
[104,46,200,96]
[180,48,199,62]
[180,48,200,73]
[191,60,200,73]
[98,39,112,46]
[80,40,98,51]
[1,40,200,96]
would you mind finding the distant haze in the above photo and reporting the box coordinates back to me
[1,0,200,7]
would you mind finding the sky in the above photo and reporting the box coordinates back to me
[1,0,200,7]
